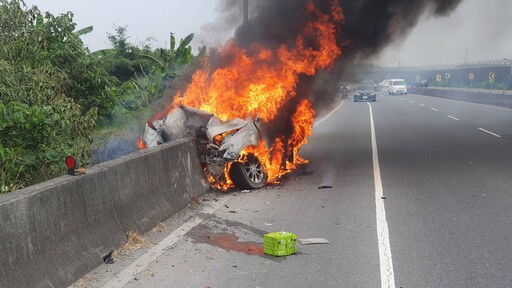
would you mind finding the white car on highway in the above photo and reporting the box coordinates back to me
[388,79,407,95]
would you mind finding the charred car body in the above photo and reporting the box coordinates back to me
[142,106,268,190]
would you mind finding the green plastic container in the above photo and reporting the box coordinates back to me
[264,231,297,256]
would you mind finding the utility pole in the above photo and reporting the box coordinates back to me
[243,0,249,23]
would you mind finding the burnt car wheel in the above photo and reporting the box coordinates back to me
[229,154,268,190]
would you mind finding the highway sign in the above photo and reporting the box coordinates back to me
[445,72,451,80]
[469,73,475,81]
[489,72,495,83]
[436,74,442,82]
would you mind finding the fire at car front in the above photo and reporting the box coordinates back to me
[140,106,268,190]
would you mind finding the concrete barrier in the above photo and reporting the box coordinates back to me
[408,87,512,108]
[0,137,210,288]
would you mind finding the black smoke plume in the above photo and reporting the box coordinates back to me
[218,0,463,140]
[230,0,463,61]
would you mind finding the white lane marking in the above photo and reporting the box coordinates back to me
[102,196,231,288]
[419,104,425,107]
[367,102,396,288]
[314,100,345,127]
[478,128,502,138]
[409,101,415,103]
[448,115,460,121]
[430,108,438,112]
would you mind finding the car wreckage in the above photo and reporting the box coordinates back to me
[142,106,268,190]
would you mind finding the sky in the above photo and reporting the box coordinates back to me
[23,0,512,67]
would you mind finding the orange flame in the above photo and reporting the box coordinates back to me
[287,99,315,168]
[137,137,147,150]
[153,1,343,188]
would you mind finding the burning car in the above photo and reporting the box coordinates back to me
[141,106,268,190]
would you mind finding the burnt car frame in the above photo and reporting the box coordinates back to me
[142,106,268,190]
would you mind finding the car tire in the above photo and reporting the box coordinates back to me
[229,154,267,190]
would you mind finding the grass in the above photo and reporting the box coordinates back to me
[115,231,150,256]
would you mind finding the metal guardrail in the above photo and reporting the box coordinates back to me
[408,87,512,108]
[424,86,512,96]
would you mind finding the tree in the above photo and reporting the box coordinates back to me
[0,0,115,192]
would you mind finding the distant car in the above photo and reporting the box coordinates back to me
[361,80,378,91]
[378,79,390,91]
[388,79,407,95]
[340,82,350,99]
[354,83,377,102]
[339,82,353,92]
[415,78,428,88]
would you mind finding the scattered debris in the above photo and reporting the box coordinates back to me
[264,223,272,226]
[102,250,114,264]
[240,189,251,193]
[224,204,230,208]
[229,211,238,214]
[381,196,386,200]
[318,185,333,189]
[76,168,86,175]
[190,196,199,205]
[298,238,330,245]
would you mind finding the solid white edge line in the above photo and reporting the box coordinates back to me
[314,100,344,127]
[430,108,438,112]
[448,115,460,121]
[367,102,396,288]
[478,128,502,138]
[102,196,231,288]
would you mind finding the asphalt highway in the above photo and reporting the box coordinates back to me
[73,92,512,288]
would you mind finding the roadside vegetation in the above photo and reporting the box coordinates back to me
[0,0,202,193]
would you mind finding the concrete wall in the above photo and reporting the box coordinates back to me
[0,137,210,288]
[408,87,512,108]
